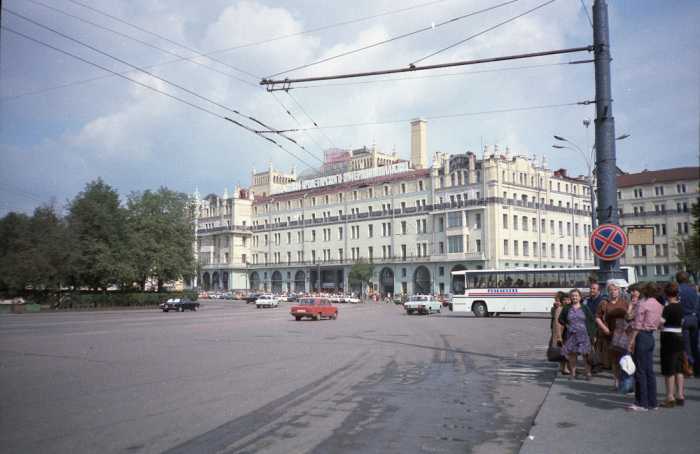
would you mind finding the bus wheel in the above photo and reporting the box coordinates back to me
[473,302,487,317]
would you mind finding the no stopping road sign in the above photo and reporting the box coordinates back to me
[590,224,628,260]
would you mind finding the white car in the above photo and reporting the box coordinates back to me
[341,295,361,304]
[256,295,279,308]
[403,295,442,315]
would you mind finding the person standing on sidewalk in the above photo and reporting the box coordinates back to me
[658,281,686,408]
[595,280,630,391]
[551,291,570,375]
[676,271,699,376]
[626,281,664,412]
[559,289,595,380]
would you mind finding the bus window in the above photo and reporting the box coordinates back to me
[452,275,466,295]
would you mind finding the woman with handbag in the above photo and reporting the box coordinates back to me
[658,281,686,407]
[595,279,630,391]
[558,289,596,380]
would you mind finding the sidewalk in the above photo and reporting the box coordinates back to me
[521,336,700,454]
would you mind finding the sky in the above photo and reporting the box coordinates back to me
[1,0,698,217]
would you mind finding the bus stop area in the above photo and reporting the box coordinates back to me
[521,334,700,454]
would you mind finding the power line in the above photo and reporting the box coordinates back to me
[287,101,584,131]
[24,0,259,87]
[261,46,592,88]
[285,61,574,90]
[411,0,556,65]
[3,8,315,161]
[1,25,318,171]
[266,0,519,79]
[200,0,450,57]
[65,0,260,80]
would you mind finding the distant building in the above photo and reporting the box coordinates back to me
[617,167,699,282]
[195,119,597,294]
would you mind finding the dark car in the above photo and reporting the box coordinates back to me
[245,293,262,304]
[160,297,200,312]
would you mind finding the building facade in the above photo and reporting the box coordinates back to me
[617,167,699,282]
[195,118,608,294]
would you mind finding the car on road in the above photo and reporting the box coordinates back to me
[403,295,442,315]
[160,297,200,312]
[245,293,262,304]
[290,297,338,321]
[256,294,279,308]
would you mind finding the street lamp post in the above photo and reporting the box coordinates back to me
[553,129,629,265]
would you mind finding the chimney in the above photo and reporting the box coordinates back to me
[410,118,427,169]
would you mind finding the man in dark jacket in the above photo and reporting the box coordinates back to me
[677,271,699,376]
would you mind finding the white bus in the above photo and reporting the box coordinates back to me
[450,266,637,317]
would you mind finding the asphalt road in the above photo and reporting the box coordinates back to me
[0,300,556,453]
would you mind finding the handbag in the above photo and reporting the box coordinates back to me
[610,319,634,352]
[547,334,566,362]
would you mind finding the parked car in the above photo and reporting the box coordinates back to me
[245,293,262,304]
[403,295,441,315]
[160,297,200,312]
[256,294,279,308]
[340,294,361,304]
[290,297,338,321]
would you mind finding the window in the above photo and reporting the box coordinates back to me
[542,219,546,233]
[523,241,529,256]
[514,240,519,256]
[655,186,665,196]
[532,218,537,232]
[541,243,547,257]
[476,239,481,252]
[338,227,343,240]
[438,267,444,276]
[522,217,528,230]
[503,214,508,228]
[559,221,564,235]
[551,244,556,258]
[475,214,481,229]
[438,217,444,232]
[676,183,687,193]
[448,211,462,228]
[401,221,407,235]
[504,239,509,255]
[513,215,518,229]
[655,265,669,275]
[368,225,373,237]
[448,236,463,253]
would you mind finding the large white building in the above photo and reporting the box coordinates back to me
[617,167,699,282]
[195,118,607,295]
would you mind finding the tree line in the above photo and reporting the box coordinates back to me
[0,179,199,296]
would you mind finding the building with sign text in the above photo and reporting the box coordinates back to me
[194,118,597,295]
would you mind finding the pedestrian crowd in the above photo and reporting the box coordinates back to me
[550,270,699,412]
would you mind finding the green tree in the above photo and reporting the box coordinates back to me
[67,179,134,291]
[676,190,700,283]
[27,204,76,291]
[0,212,32,292]
[127,187,197,292]
[348,258,375,293]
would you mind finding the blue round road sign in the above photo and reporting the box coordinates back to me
[590,224,628,260]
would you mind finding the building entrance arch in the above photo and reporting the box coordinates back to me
[249,272,260,292]
[294,270,306,293]
[202,272,211,292]
[271,271,283,294]
[380,267,394,297]
[413,266,431,295]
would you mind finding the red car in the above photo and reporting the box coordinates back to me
[290,297,338,321]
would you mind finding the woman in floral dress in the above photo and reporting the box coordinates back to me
[558,289,596,380]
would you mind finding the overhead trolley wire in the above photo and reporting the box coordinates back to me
[266,0,520,79]
[411,0,556,65]
[1,24,317,171]
[3,7,320,163]
[65,0,260,81]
